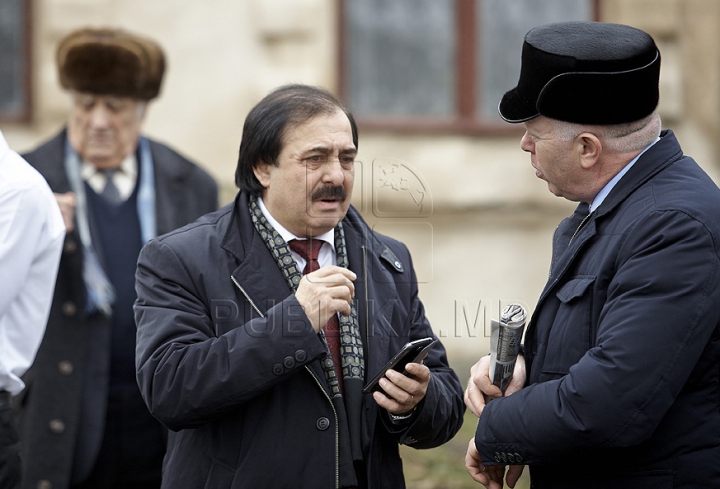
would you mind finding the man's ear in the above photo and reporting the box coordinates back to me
[578,133,602,170]
[252,161,271,188]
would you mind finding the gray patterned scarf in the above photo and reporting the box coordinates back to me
[248,195,364,398]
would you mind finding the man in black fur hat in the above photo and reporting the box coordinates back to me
[464,21,720,489]
[15,28,217,489]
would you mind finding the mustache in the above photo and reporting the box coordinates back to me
[312,186,346,202]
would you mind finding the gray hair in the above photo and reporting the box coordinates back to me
[553,113,661,153]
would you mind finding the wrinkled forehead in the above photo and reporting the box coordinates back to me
[280,109,355,149]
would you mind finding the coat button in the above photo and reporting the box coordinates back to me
[283,356,295,369]
[494,452,502,463]
[513,453,523,463]
[37,481,52,489]
[295,349,307,362]
[58,361,73,375]
[272,364,283,376]
[500,452,507,463]
[316,417,330,431]
[49,419,65,434]
[62,302,76,317]
[507,453,516,464]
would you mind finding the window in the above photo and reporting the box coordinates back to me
[339,0,597,134]
[0,0,32,122]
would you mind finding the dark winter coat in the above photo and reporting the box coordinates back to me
[475,130,720,488]
[134,191,465,489]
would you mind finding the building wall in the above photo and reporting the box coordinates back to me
[3,0,719,360]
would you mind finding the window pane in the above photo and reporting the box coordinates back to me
[344,0,456,118]
[0,0,27,117]
[478,0,593,121]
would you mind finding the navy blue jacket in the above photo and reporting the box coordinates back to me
[134,192,465,489]
[475,130,720,488]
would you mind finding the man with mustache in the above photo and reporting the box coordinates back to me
[16,28,217,489]
[133,84,465,489]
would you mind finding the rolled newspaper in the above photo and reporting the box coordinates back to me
[489,303,527,393]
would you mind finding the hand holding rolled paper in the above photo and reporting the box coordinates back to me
[489,304,527,394]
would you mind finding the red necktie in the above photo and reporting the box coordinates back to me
[288,239,344,395]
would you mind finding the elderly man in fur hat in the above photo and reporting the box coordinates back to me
[15,28,218,489]
[464,21,720,489]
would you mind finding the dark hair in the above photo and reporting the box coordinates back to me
[235,84,359,195]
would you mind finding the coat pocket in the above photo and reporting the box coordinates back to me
[541,276,596,376]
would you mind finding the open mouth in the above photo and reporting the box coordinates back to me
[312,186,346,203]
[313,197,343,212]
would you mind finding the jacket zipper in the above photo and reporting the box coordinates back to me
[305,366,340,489]
[362,246,369,341]
[231,276,264,318]
[232,275,339,487]
[568,212,592,245]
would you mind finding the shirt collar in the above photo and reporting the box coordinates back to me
[589,137,660,213]
[256,196,335,248]
[81,153,138,182]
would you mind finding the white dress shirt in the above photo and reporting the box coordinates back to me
[0,130,65,395]
[257,197,336,268]
[82,154,138,201]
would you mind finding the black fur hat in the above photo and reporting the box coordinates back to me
[57,28,165,100]
[499,21,660,125]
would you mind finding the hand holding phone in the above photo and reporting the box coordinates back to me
[363,337,437,394]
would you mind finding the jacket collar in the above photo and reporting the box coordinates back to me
[592,129,680,220]
[33,129,73,192]
[539,130,682,304]
[219,192,250,262]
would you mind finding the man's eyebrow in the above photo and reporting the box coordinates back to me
[301,146,331,156]
[300,146,357,157]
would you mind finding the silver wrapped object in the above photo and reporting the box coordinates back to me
[489,303,527,393]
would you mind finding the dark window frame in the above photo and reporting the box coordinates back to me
[0,0,33,123]
[337,0,600,136]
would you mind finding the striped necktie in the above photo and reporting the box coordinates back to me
[289,239,344,394]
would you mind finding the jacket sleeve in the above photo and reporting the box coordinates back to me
[381,242,466,449]
[134,237,327,431]
[400,295,466,449]
[475,209,720,465]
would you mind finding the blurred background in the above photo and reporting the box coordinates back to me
[2,0,719,487]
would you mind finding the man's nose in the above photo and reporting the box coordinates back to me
[88,105,111,128]
[322,158,346,183]
[520,131,533,152]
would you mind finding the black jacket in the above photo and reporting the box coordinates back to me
[134,192,465,489]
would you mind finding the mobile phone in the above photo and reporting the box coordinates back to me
[362,337,437,394]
